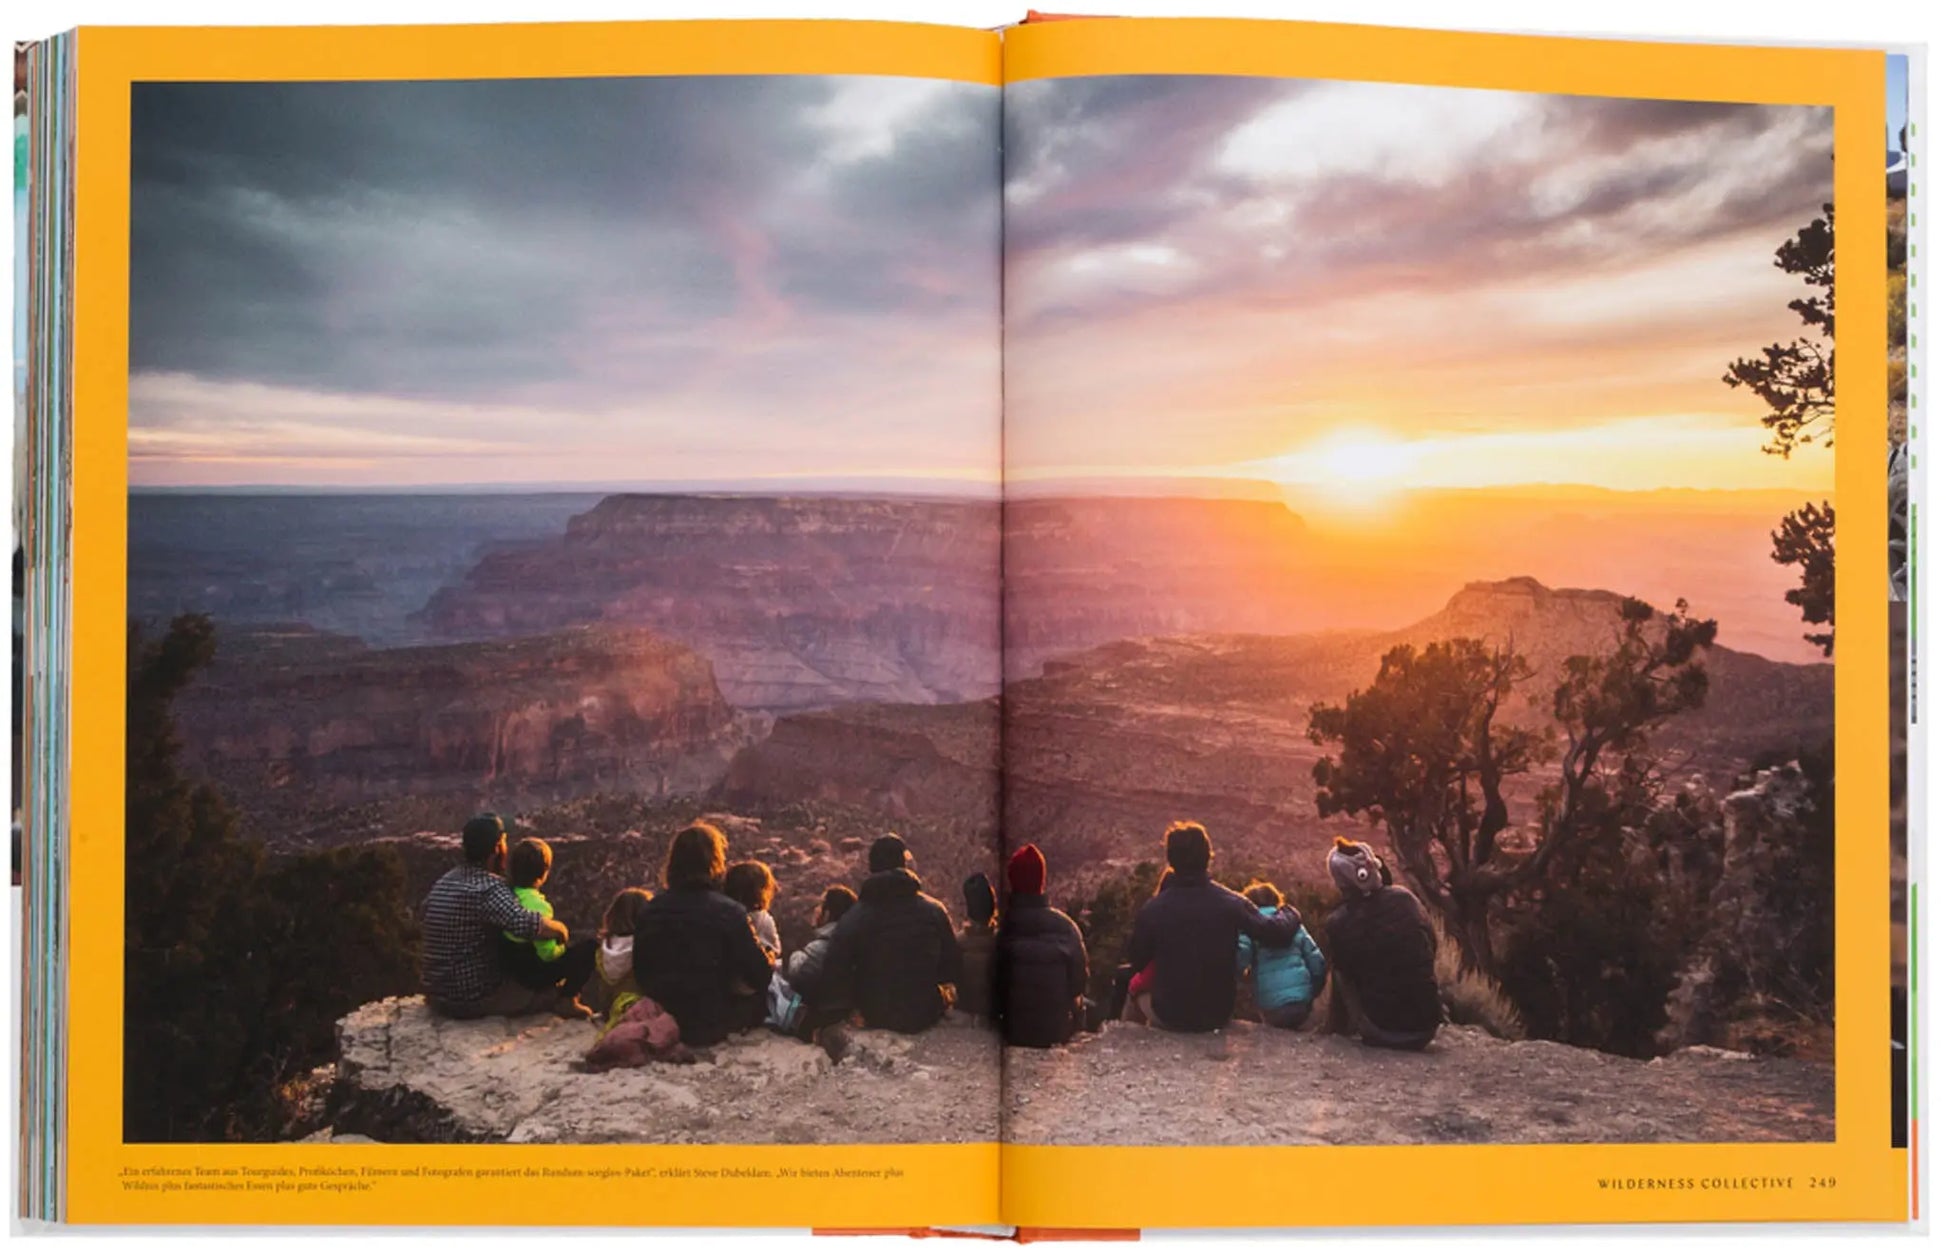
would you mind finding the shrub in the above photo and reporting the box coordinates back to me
[125,616,419,1141]
[1431,920,1525,1040]
[1063,860,1163,1006]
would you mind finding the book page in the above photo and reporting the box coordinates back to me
[62,19,1006,1228]
[996,16,1903,1229]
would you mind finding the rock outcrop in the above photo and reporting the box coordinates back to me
[177,625,746,828]
[1004,1021,1832,1146]
[325,998,999,1144]
[717,702,1000,835]
[1659,760,1834,1054]
[317,1000,1830,1146]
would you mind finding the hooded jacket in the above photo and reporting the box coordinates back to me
[1122,872,1300,1032]
[1237,906,1328,1011]
[587,934,643,1025]
[821,868,961,1033]
[783,920,841,1002]
[997,893,1088,1047]
[1324,885,1442,1043]
[631,883,775,1047]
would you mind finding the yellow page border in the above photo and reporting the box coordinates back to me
[68,19,1000,1228]
[999,17,1897,1230]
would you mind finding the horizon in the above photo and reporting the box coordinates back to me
[129,475,1821,501]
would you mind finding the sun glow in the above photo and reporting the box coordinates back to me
[1310,430,1419,486]
[1268,427,1422,517]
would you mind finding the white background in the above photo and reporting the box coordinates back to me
[5,0,1941,1250]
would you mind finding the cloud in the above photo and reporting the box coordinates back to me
[129,75,1001,484]
[1001,75,1836,489]
[1005,78,1831,332]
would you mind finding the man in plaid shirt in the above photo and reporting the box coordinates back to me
[421,813,575,1018]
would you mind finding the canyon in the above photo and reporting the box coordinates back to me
[174,624,747,838]
[418,493,1004,711]
[130,491,599,647]
[145,491,1832,907]
[727,577,1832,895]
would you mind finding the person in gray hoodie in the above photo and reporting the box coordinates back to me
[783,884,858,1001]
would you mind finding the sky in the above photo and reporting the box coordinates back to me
[126,75,1001,489]
[1002,76,1840,500]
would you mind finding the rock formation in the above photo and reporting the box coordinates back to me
[717,702,1000,837]
[176,624,746,830]
[314,999,1830,1146]
[324,998,999,1144]
[129,491,600,647]
[419,494,1004,711]
[1659,760,1834,1054]
[1003,1021,1832,1146]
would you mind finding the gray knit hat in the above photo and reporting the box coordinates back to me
[1327,836,1384,898]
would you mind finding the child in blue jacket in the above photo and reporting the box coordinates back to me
[1237,880,1328,1029]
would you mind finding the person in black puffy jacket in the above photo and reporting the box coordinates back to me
[1121,822,1300,1033]
[1322,837,1441,1050]
[632,821,776,1047]
[996,843,1088,1048]
[820,834,962,1033]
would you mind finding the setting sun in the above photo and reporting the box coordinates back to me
[1252,427,1421,517]
[1310,430,1419,485]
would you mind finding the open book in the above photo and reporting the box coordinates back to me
[12,12,1921,1232]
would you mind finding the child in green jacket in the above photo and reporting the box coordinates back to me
[496,837,597,1009]
[503,838,565,962]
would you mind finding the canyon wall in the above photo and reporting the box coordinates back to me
[176,625,746,831]
[419,494,1003,711]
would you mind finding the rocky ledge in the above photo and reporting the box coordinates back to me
[1004,1020,1834,1146]
[317,999,1831,1147]
[323,997,999,1144]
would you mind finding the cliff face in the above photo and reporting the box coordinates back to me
[177,625,746,827]
[717,701,1000,833]
[313,1001,1829,1146]
[419,495,1003,712]
[128,492,600,647]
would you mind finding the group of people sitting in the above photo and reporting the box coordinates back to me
[418,813,1444,1069]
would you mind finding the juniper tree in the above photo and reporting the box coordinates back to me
[125,614,418,1141]
[1307,598,1716,979]
[1725,204,1836,655]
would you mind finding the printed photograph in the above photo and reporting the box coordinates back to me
[123,73,1007,1145]
[122,67,1852,1152]
[992,77,1840,1146]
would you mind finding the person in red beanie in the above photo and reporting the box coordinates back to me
[996,842,1089,1048]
